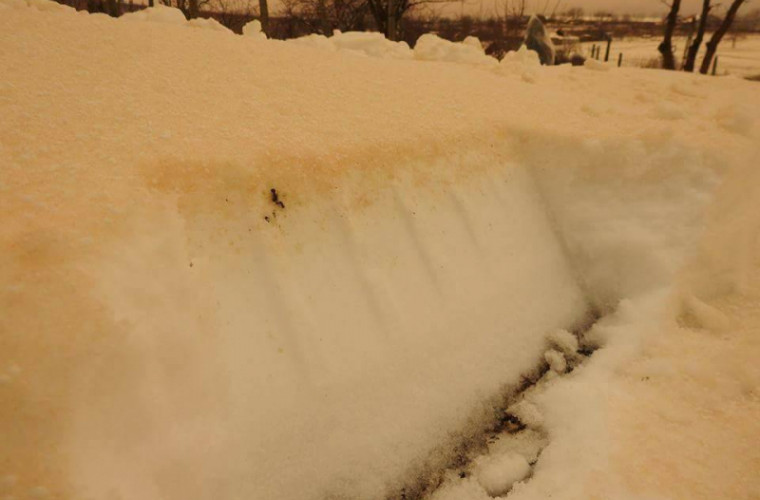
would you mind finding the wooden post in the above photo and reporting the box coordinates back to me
[604,38,611,62]
[590,44,596,59]
[618,52,623,67]
[712,55,719,75]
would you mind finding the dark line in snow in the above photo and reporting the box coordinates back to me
[380,312,601,500]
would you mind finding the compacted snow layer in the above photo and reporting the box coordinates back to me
[1,3,759,500]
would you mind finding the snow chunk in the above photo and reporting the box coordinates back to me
[242,19,267,39]
[584,57,611,71]
[290,31,412,59]
[2,0,70,11]
[476,453,531,497]
[414,34,497,66]
[548,329,579,357]
[121,4,187,26]
[188,17,231,33]
[500,45,541,69]
[499,46,542,82]
[507,400,544,429]
[120,6,231,33]
[331,31,412,60]
[462,35,483,50]
[544,349,567,374]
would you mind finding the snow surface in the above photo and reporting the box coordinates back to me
[582,35,760,77]
[1,2,759,500]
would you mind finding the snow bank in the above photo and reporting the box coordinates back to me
[414,33,497,66]
[120,4,232,33]
[291,30,412,59]
[0,0,69,11]
[1,4,585,500]
[2,2,759,500]
[120,3,187,25]
[289,31,497,66]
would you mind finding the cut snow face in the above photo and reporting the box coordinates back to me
[1,2,759,500]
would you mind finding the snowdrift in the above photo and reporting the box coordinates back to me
[1,3,759,500]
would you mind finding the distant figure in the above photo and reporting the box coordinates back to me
[524,15,556,66]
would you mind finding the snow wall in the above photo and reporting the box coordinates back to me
[2,3,759,500]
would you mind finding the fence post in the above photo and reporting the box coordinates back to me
[604,38,611,62]
[618,52,623,67]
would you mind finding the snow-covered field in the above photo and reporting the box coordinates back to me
[1,2,759,500]
[582,34,760,77]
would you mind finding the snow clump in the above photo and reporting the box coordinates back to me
[188,16,230,33]
[414,34,497,66]
[475,453,532,497]
[242,19,267,39]
[289,31,412,59]
[120,4,230,32]
[330,31,412,59]
[544,349,567,374]
[584,57,611,71]
[500,45,541,68]
[547,329,579,357]
[120,4,187,26]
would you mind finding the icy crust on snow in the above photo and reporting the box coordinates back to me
[2,2,760,500]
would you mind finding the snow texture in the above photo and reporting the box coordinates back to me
[475,453,531,497]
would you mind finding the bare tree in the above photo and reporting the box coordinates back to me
[212,0,259,33]
[260,0,270,33]
[684,0,711,71]
[188,0,199,17]
[160,0,211,19]
[564,7,584,20]
[86,0,122,16]
[280,0,369,34]
[366,0,456,40]
[658,0,682,70]
[700,0,749,74]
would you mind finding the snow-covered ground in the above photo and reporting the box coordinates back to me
[582,34,760,77]
[1,2,759,500]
